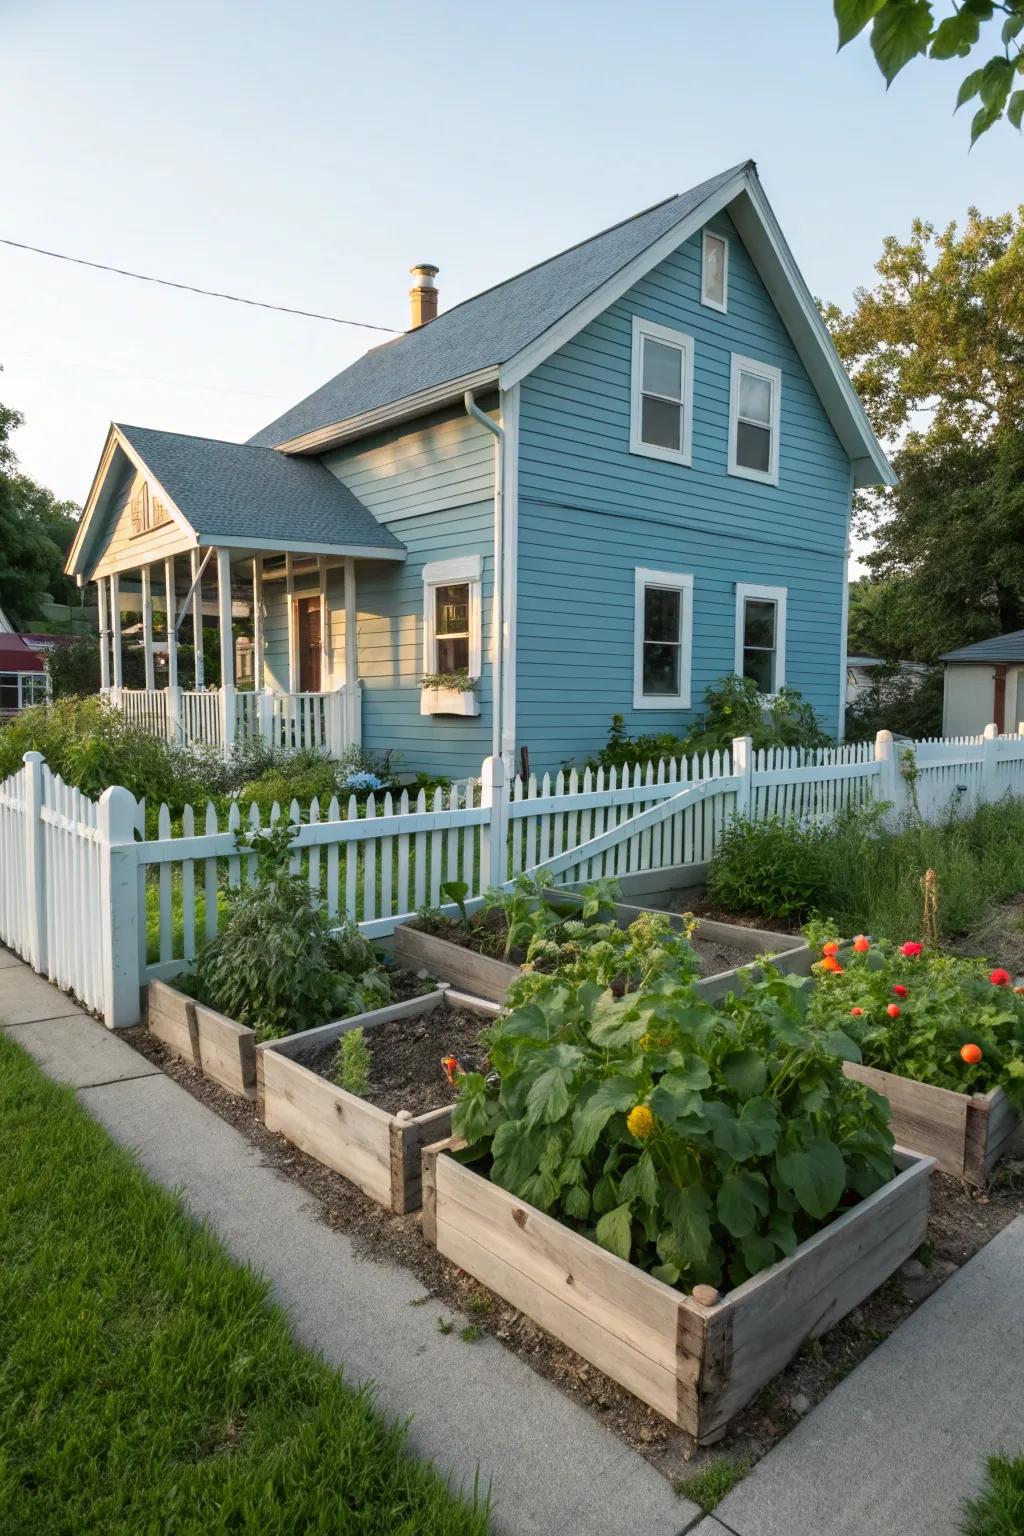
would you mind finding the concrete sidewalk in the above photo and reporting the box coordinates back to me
[0,955,699,1536]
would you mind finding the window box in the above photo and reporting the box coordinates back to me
[421,685,480,717]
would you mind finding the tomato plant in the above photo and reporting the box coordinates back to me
[452,959,894,1294]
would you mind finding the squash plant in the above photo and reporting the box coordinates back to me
[452,960,894,1292]
[806,935,1024,1107]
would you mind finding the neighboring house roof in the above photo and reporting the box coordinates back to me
[249,161,892,488]
[846,656,885,668]
[940,632,1024,664]
[0,634,45,672]
[66,424,406,579]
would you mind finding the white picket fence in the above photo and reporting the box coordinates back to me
[3,724,1024,1028]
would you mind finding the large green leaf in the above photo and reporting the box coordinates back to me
[490,1118,547,1192]
[776,1136,847,1219]
[929,8,979,57]
[738,1096,781,1156]
[720,1046,768,1100]
[717,1169,771,1239]
[835,0,888,47]
[821,1028,863,1063]
[739,1231,778,1276]
[703,1100,759,1162]
[569,1075,638,1155]
[619,1150,659,1208]
[524,1066,572,1129]
[563,1181,591,1220]
[595,1202,633,1262]
[870,0,933,83]
[663,1185,713,1264]
[588,992,647,1049]
[1008,88,1024,129]
[648,1080,706,1135]
[978,55,1014,110]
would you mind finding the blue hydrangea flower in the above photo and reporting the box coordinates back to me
[342,770,384,792]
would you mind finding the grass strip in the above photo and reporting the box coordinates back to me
[0,1033,489,1534]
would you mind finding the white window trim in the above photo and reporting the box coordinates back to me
[728,353,782,486]
[701,229,729,313]
[629,315,694,467]
[422,554,482,676]
[633,567,694,710]
[735,582,787,695]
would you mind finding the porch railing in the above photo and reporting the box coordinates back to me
[106,684,359,759]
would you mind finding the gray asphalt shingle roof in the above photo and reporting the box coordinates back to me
[247,163,751,448]
[116,424,405,555]
[941,632,1024,663]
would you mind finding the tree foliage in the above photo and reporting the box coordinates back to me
[0,398,79,627]
[834,0,1024,142]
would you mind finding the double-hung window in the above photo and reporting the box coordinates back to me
[701,230,728,311]
[728,354,781,485]
[422,555,482,677]
[629,316,694,466]
[633,568,694,709]
[735,583,787,695]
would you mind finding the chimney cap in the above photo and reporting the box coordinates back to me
[409,263,439,286]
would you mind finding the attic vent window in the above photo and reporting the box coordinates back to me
[629,316,694,468]
[701,230,728,312]
[129,481,171,537]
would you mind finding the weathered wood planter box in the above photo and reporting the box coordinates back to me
[422,1139,932,1442]
[146,980,257,1099]
[258,988,500,1213]
[842,1061,1019,1186]
[392,906,809,1006]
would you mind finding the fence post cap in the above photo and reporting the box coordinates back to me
[98,783,140,841]
[983,722,999,740]
[22,750,44,766]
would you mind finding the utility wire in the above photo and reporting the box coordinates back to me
[0,237,401,333]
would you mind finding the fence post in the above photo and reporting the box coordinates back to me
[874,729,907,823]
[98,785,141,1029]
[731,735,753,820]
[22,751,47,974]
[982,722,999,803]
[165,684,181,744]
[220,683,237,759]
[480,755,507,889]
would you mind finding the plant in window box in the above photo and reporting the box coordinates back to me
[420,669,480,717]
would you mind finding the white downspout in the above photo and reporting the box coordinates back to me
[464,390,504,762]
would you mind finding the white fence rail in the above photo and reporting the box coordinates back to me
[107,684,355,759]
[3,724,1024,1028]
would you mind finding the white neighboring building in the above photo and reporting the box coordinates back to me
[941,632,1024,736]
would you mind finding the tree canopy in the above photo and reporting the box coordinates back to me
[0,398,79,628]
[834,0,1024,143]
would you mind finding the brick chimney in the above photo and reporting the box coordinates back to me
[409,264,439,328]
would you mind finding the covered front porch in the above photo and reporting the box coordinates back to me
[66,423,407,760]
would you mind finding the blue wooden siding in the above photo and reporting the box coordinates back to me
[515,212,851,771]
[323,407,496,778]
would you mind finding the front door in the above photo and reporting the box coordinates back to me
[296,597,321,692]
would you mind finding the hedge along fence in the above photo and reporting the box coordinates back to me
[3,727,1024,1028]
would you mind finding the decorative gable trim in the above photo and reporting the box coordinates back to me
[65,425,197,581]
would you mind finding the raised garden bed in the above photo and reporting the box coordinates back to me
[841,1062,1018,1186]
[258,988,500,1213]
[146,979,256,1099]
[393,901,809,1005]
[422,1137,933,1443]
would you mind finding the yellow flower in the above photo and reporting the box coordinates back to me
[627,1104,655,1140]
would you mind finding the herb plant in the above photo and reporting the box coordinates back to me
[334,1027,372,1097]
[452,961,894,1293]
[481,871,561,960]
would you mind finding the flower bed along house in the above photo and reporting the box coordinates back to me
[258,988,500,1213]
[393,875,808,1005]
[809,935,1024,1185]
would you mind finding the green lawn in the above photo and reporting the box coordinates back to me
[0,1033,489,1535]
[963,1454,1024,1535]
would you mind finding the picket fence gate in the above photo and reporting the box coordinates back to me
[2,726,1024,1028]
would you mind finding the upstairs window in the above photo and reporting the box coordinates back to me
[735,583,787,694]
[629,317,694,466]
[422,555,482,677]
[729,355,781,485]
[633,568,693,708]
[701,230,728,311]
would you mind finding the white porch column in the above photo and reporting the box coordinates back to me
[140,564,155,691]
[252,555,265,692]
[110,573,123,690]
[96,578,111,691]
[164,555,179,742]
[343,556,361,747]
[318,556,330,688]
[285,552,296,693]
[216,548,236,754]
[191,547,205,688]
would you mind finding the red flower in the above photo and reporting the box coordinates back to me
[850,1007,864,1017]
[900,942,923,958]
[961,1043,983,1065]
[990,968,1012,987]
[892,984,908,998]
[822,941,840,957]
[887,1003,901,1019]
[852,935,870,953]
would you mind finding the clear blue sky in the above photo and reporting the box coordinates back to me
[2,0,1017,518]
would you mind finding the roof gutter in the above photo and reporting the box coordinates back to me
[464,390,504,763]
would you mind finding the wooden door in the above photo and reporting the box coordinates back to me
[296,597,322,692]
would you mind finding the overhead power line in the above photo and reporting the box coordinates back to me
[0,237,401,333]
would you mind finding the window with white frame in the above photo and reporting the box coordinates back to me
[735,583,787,694]
[422,555,482,677]
[701,230,728,312]
[633,568,694,709]
[629,316,694,466]
[728,354,781,485]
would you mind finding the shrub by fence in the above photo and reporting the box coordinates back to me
[2,726,1024,1028]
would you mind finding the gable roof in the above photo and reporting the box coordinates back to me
[66,424,405,580]
[940,632,1024,664]
[249,162,892,488]
[0,633,44,672]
